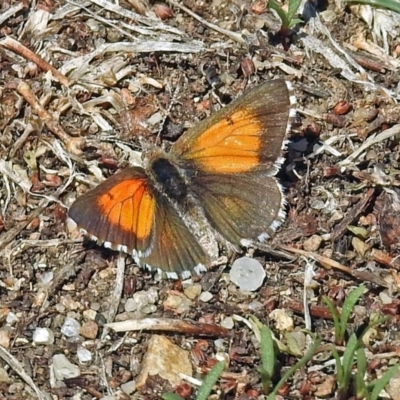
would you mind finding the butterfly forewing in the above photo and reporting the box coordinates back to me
[68,167,155,255]
[171,80,291,174]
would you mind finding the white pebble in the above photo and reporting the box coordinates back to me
[61,317,81,338]
[121,380,136,395]
[199,291,213,302]
[77,347,92,363]
[52,354,80,380]
[33,328,54,345]
[230,257,265,291]
[220,317,234,329]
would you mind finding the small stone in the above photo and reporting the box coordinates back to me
[183,284,202,299]
[141,305,157,314]
[0,328,11,348]
[33,328,55,345]
[220,317,234,329]
[41,271,54,285]
[269,309,294,332]
[61,317,81,338]
[6,312,18,325]
[121,380,136,395]
[247,301,263,311]
[199,291,213,302]
[136,335,192,388]
[77,347,92,363]
[229,257,265,292]
[52,354,80,380]
[303,235,323,252]
[125,298,138,312]
[0,367,10,382]
[379,291,393,305]
[0,308,9,323]
[83,309,97,320]
[9,383,24,393]
[147,111,163,126]
[80,320,99,339]
[125,289,159,312]
[163,292,192,314]
[314,375,336,397]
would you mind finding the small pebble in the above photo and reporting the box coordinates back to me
[0,367,10,383]
[121,380,136,395]
[229,257,265,292]
[40,271,54,285]
[0,328,11,348]
[6,312,18,325]
[303,235,323,252]
[199,291,213,302]
[269,309,294,332]
[80,321,99,339]
[147,111,163,126]
[141,305,157,314]
[83,309,97,320]
[247,301,263,311]
[52,354,80,380]
[125,289,158,312]
[33,327,55,345]
[214,339,225,350]
[77,347,92,363]
[379,291,393,305]
[163,292,192,313]
[184,284,202,299]
[220,317,234,329]
[124,298,138,312]
[61,317,81,338]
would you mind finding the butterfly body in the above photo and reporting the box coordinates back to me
[68,80,296,277]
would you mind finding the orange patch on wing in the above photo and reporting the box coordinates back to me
[97,179,155,240]
[186,109,262,173]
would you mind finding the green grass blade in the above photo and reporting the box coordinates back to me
[162,394,184,400]
[355,348,368,399]
[332,345,344,382]
[340,286,366,339]
[260,325,275,377]
[344,0,400,14]
[370,364,399,400]
[340,333,359,390]
[196,360,225,400]
[267,336,322,399]
[268,0,290,28]
[287,0,302,23]
[323,295,342,342]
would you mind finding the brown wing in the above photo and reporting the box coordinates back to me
[171,80,293,174]
[141,196,209,276]
[68,167,209,275]
[190,170,285,246]
[68,167,155,255]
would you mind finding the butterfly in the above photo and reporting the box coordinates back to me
[68,80,296,278]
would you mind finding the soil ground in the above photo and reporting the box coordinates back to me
[1,0,400,399]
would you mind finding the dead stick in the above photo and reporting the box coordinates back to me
[16,81,83,154]
[106,318,229,337]
[0,36,69,87]
[278,244,388,287]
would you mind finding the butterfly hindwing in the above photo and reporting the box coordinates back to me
[141,195,209,275]
[190,170,285,246]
